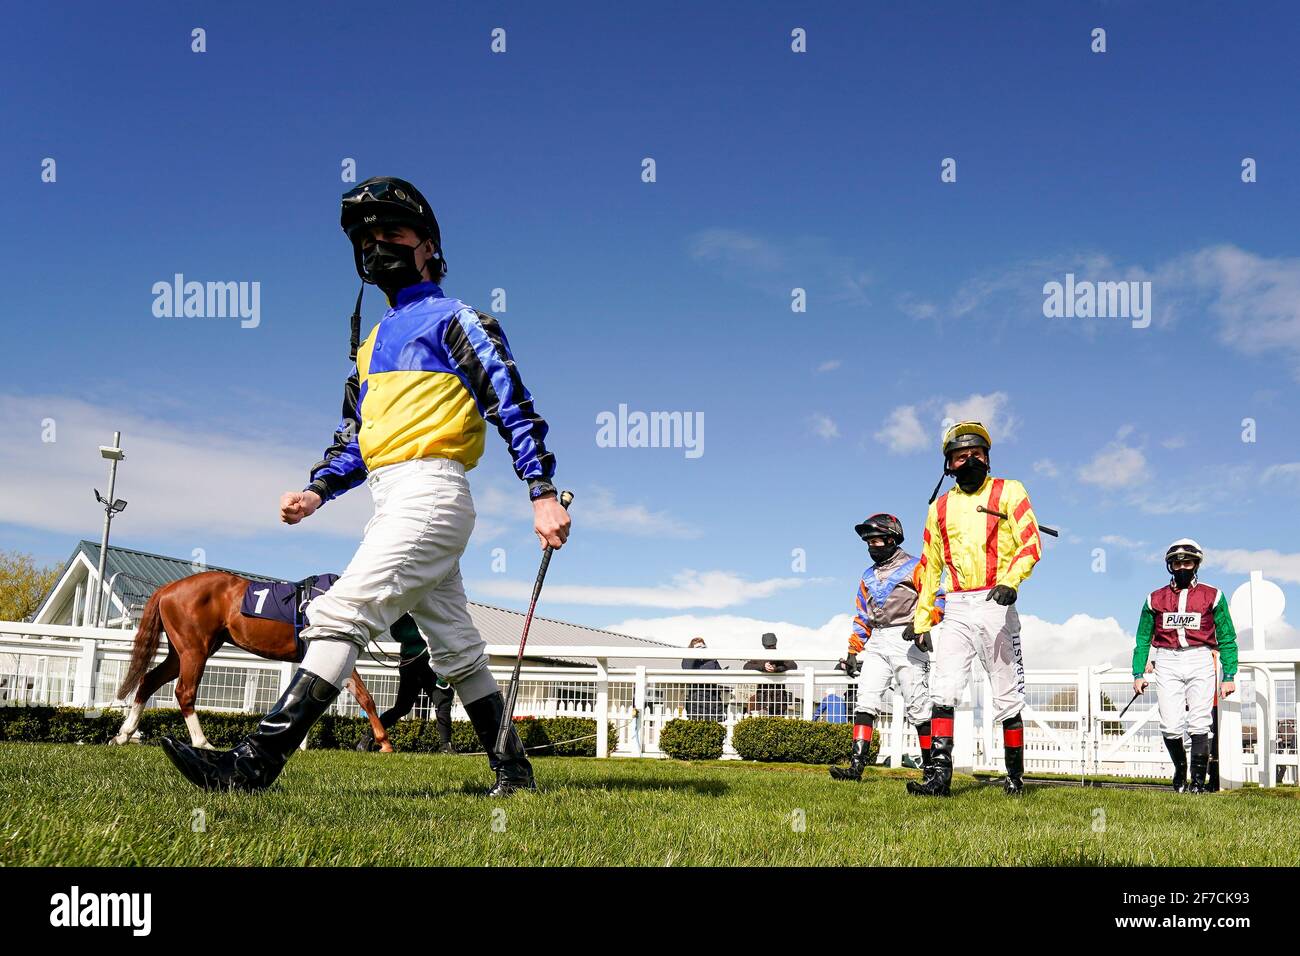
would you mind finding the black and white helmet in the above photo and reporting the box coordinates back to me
[1165,538,1203,574]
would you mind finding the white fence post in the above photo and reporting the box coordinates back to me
[73,637,97,709]
[595,657,609,758]
[633,665,646,757]
[954,690,976,771]
[889,689,905,766]
[1218,693,1245,790]
[802,667,815,720]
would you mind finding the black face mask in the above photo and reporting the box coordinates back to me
[361,239,427,297]
[952,457,989,492]
[1171,568,1196,589]
[868,544,898,564]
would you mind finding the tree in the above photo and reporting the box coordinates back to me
[0,550,62,622]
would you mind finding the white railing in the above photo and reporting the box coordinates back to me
[0,622,1295,786]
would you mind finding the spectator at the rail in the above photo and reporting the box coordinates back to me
[744,633,797,715]
[813,691,849,723]
[743,632,798,674]
[682,637,725,722]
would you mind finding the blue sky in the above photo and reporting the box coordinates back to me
[3,2,1298,667]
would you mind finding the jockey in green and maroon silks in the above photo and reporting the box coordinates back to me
[1132,539,1238,794]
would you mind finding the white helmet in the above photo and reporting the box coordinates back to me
[1165,538,1204,574]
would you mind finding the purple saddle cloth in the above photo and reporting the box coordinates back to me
[239,573,339,661]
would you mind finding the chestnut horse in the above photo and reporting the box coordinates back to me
[112,570,393,752]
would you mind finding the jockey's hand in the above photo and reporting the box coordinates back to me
[1220,680,1236,700]
[844,653,861,678]
[1134,677,1148,696]
[534,494,571,550]
[986,585,1018,606]
[914,630,934,653]
[281,490,321,525]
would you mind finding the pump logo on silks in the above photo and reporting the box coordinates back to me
[1162,612,1201,629]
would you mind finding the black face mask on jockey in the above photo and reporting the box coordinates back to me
[952,456,989,493]
[1172,568,1197,589]
[868,544,898,564]
[361,239,428,298]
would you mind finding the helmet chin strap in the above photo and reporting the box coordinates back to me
[348,283,364,362]
[927,470,947,505]
[347,238,441,360]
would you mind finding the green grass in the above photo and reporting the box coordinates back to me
[1,743,1296,866]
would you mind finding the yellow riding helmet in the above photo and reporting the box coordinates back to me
[941,421,992,459]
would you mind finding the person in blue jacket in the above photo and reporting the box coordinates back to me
[162,177,571,796]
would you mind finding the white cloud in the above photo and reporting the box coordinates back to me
[1080,442,1149,489]
[686,229,873,306]
[688,228,783,273]
[1100,534,1146,551]
[1261,463,1300,487]
[1237,617,1300,651]
[469,570,826,610]
[895,244,1300,375]
[1161,436,1187,450]
[1203,549,1300,585]
[874,391,1017,456]
[1033,459,1059,478]
[1017,613,1135,670]
[808,413,840,441]
[1176,245,1300,374]
[0,392,371,539]
[578,486,700,539]
[816,359,841,373]
[874,405,929,454]
[941,392,1018,444]
[0,394,700,549]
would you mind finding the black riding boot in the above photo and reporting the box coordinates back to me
[464,691,536,796]
[1164,735,1188,793]
[1189,734,1210,794]
[161,668,339,792]
[917,719,933,777]
[830,716,872,781]
[908,708,952,797]
[1003,713,1025,796]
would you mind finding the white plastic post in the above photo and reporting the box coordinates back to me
[595,657,609,758]
[243,668,260,712]
[1218,693,1244,790]
[1256,672,1274,789]
[1249,571,1266,652]
[802,667,815,720]
[889,689,905,766]
[954,693,977,771]
[72,638,97,709]
[633,665,646,757]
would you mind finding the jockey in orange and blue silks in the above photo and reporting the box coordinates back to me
[830,513,944,784]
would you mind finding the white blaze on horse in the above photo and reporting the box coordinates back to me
[112,570,395,752]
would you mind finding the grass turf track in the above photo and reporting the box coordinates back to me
[2,743,1296,867]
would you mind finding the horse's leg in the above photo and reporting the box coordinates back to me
[346,670,394,753]
[175,653,214,750]
[113,645,180,744]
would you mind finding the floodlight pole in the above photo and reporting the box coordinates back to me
[92,431,125,627]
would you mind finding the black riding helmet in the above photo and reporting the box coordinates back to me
[340,176,444,284]
[854,513,904,544]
